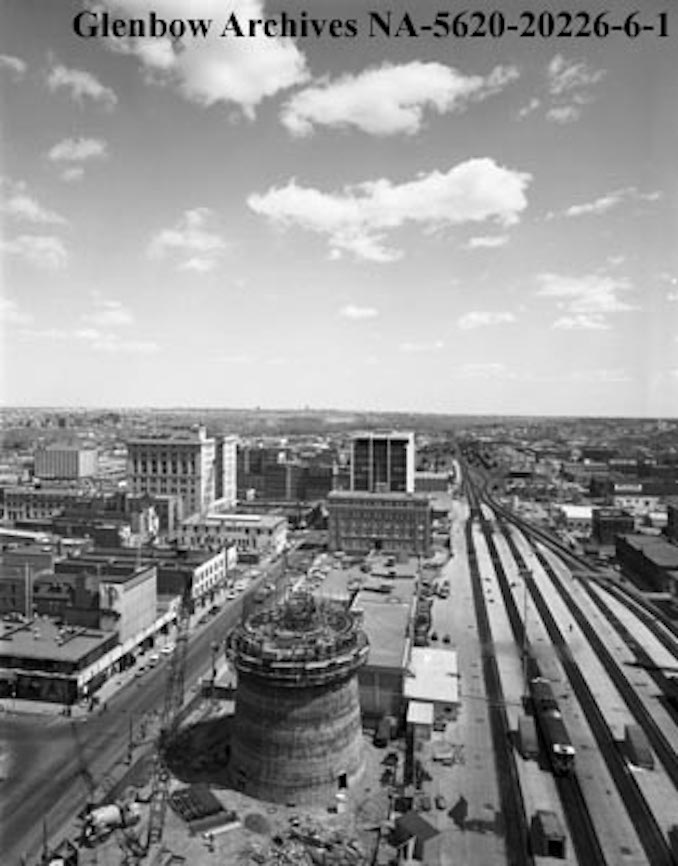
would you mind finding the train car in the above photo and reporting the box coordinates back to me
[530,677,558,713]
[539,709,576,775]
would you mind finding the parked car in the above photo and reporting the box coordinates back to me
[435,794,447,810]
[430,632,438,642]
[442,634,451,644]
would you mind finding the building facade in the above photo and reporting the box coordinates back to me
[328,491,432,557]
[350,431,415,494]
[34,446,98,479]
[126,426,237,517]
[176,512,288,559]
[2,487,87,523]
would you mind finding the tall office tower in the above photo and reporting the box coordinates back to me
[126,426,237,518]
[350,431,415,494]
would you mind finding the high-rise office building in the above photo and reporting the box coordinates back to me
[127,426,237,517]
[350,431,415,494]
[34,445,98,479]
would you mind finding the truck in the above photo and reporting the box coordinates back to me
[83,802,141,842]
[624,724,654,770]
[518,715,539,760]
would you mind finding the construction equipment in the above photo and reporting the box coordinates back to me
[146,576,193,849]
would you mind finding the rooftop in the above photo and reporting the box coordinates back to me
[404,647,459,705]
[0,617,113,663]
[355,598,410,670]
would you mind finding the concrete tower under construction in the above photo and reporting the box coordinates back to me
[226,593,369,805]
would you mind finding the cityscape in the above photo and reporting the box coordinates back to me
[1,410,678,866]
[2,0,677,864]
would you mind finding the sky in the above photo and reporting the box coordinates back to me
[1,0,676,416]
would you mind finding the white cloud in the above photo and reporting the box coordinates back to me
[465,235,509,250]
[1,178,67,225]
[340,304,379,320]
[47,137,108,163]
[46,63,118,108]
[0,298,33,326]
[399,340,444,353]
[517,98,540,119]
[100,0,308,117]
[552,314,611,330]
[546,105,581,124]
[559,187,662,218]
[545,55,604,124]
[0,54,27,78]
[60,167,85,183]
[1,235,68,269]
[281,62,519,137]
[83,299,134,327]
[249,158,531,262]
[148,208,227,272]
[537,272,636,317]
[458,311,516,330]
[548,54,605,96]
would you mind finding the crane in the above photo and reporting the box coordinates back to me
[145,575,193,850]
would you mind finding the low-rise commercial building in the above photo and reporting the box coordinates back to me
[176,512,287,560]
[615,534,678,596]
[591,507,635,547]
[328,491,432,557]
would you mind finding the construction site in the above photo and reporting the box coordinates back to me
[40,589,397,866]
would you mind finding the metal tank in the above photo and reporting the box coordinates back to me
[226,593,369,805]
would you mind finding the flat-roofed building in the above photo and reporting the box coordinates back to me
[591,507,635,546]
[34,445,98,479]
[350,431,415,494]
[404,647,460,721]
[328,490,431,557]
[3,487,87,523]
[176,511,287,560]
[615,534,678,596]
[127,426,237,517]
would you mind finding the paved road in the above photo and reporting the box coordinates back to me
[1,562,285,866]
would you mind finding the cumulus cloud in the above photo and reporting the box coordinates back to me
[46,63,118,108]
[547,187,662,219]
[545,54,605,123]
[340,304,379,319]
[249,158,531,262]
[537,272,637,329]
[1,235,68,269]
[0,297,33,326]
[465,235,509,250]
[47,137,108,163]
[0,54,27,78]
[548,54,605,96]
[281,62,519,137]
[100,0,308,117]
[1,178,67,225]
[458,311,516,329]
[148,207,227,272]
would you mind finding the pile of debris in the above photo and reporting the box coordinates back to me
[243,815,367,865]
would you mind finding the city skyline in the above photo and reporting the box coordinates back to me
[1,0,676,416]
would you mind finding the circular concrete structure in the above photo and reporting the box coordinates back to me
[226,593,368,805]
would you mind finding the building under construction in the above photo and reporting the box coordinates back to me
[226,593,369,805]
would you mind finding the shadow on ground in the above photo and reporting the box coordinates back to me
[164,715,233,786]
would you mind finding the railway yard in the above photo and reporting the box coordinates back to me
[458,462,678,866]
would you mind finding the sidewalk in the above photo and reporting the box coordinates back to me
[0,578,241,722]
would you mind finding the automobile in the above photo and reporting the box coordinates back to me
[442,634,451,644]
[134,666,146,677]
[433,719,447,732]
[148,653,160,666]
[430,632,439,642]
[226,591,236,600]
[418,795,432,812]
[435,795,447,810]
[161,643,175,655]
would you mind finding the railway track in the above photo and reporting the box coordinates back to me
[463,492,534,866]
[474,483,677,866]
[465,478,608,866]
